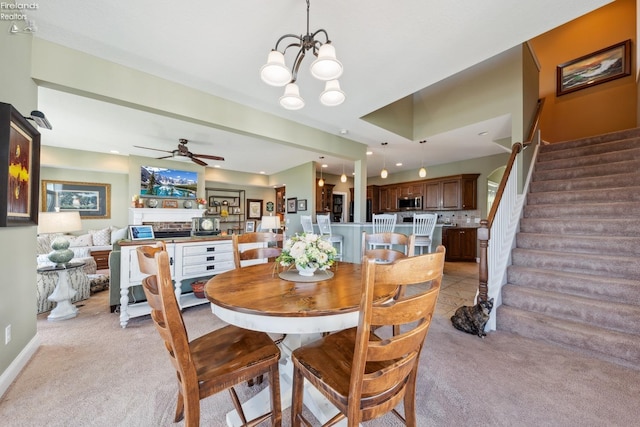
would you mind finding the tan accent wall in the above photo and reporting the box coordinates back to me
[530,0,637,143]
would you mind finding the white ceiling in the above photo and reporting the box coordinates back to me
[23,0,610,178]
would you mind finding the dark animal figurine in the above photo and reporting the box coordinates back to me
[450,298,494,338]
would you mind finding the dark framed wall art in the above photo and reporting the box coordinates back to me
[556,39,632,96]
[0,103,41,227]
[41,180,111,219]
[247,199,263,219]
[287,197,297,213]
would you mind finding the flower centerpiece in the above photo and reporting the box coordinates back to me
[196,198,207,209]
[277,233,338,276]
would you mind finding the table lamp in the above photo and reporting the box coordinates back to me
[37,211,82,266]
[260,215,280,233]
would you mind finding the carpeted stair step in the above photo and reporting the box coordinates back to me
[539,128,640,153]
[523,201,640,218]
[506,266,640,305]
[501,285,640,335]
[515,233,640,256]
[534,147,640,172]
[527,186,640,205]
[496,305,640,368]
[529,172,640,193]
[519,217,640,236]
[532,159,640,182]
[510,248,638,280]
[537,137,640,163]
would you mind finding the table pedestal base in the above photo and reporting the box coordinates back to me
[47,270,78,321]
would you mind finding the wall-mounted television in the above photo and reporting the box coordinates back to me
[140,166,197,198]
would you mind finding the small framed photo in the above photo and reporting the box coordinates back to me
[556,39,631,96]
[129,225,155,240]
[162,199,179,208]
[287,197,297,213]
[297,199,307,211]
[247,199,263,219]
[245,220,255,233]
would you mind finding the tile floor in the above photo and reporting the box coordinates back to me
[434,261,479,319]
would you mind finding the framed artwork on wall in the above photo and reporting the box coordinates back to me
[245,220,255,233]
[297,199,307,211]
[0,103,41,227]
[41,180,111,219]
[287,197,297,213]
[247,199,263,219]
[556,39,631,96]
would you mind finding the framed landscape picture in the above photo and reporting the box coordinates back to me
[247,199,263,219]
[556,39,631,96]
[41,180,111,219]
[0,103,41,227]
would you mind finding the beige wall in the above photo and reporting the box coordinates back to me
[530,0,638,142]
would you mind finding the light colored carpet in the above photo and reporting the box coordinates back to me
[1,291,639,426]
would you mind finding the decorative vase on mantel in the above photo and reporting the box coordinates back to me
[296,264,317,277]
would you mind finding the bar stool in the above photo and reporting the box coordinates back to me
[413,213,438,254]
[370,213,397,250]
[316,213,343,261]
[300,215,314,234]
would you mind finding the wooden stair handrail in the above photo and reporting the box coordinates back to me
[478,98,544,302]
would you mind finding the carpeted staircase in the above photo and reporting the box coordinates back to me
[496,127,640,369]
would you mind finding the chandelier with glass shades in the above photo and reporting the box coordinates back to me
[260,0,345,110]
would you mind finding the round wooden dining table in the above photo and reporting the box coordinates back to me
[205,261,397,426]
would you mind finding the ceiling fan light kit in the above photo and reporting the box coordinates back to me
[261,0,345,109]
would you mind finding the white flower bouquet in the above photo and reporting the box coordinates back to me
[277,233,338,270]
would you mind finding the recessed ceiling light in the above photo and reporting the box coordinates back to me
[260,171,266,174]
[366,150,373,155]
[340,129,348,135]
[110,150,119,154]
[214,165,221,168]
[395,162,403,167]
[322,164,328,168]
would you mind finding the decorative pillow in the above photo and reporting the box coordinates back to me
[89,227,111,246]
[68,234,93,247]
[36,235,52,255]
[71,247,91,258]
[110,227,128,244]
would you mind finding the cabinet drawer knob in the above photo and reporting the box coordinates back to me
[207,247,216,252]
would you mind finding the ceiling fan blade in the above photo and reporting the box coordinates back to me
[133,145,173,154]
[192,153,225,161]
[156,155,174,159]
[191,157,207,166]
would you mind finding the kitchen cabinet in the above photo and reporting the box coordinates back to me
[316,181,334,213]
[398,182,424,199]
[118,238,234,327]
[442,227,477,261]
[378,186,398,212]
[423,174,479,210]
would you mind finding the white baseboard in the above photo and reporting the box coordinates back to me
[0,333,40,398]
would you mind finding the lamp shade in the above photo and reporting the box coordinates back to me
[319,80,345,106]
[38,211,82,234]
[260,215,281,231]
[260,50,292,87]
[418,167,427,178]
[310,43,343,81]
[279,83,305,110]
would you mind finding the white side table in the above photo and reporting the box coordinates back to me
[37,261,85,321]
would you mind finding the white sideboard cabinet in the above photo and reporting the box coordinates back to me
[118,238,234,328]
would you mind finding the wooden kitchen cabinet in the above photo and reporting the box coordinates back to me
[442,227,477,261]
[424,174,479,210]
[398,182,424,198]
[378,186,398,212]
[316,181,334,213]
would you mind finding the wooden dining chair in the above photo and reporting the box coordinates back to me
[136,242,282,427]
[233,232,284,268]
[291,247,445,427]
[362,231,415,262]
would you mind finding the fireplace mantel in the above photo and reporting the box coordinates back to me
[128,208,205,225]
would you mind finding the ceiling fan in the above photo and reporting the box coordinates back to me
[134,138,225,166]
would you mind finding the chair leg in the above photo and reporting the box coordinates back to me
[174,391,185,422]
[403,370,419,427]
[269,362,282,426]
[291,363,305,427]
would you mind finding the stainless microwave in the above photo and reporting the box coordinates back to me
[398,197,422,210]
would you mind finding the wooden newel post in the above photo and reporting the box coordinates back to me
[477,219,489,302]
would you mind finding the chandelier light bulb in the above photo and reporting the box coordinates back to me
[279,83,305,110]
[341,173,347,182]
[318,177,324,187]
[310,43,343,81]
[260,50,292,87]
[320,80,345,106]
[380,168,388,179]
[419,167,427,178]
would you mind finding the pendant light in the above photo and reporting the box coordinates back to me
[340,162,347,183]
[318,156,325,187]
[380,142,388,179]
[418,140,427,178]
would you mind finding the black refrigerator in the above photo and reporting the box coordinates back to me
[349,199,372,222]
